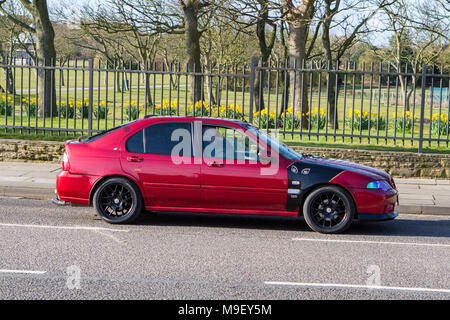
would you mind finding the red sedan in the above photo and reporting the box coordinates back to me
[54,116,398,234]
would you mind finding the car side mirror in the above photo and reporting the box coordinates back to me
[258,149,272,165]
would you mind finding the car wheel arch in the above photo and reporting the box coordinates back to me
[298,183,358,219]
[89,174,145,206]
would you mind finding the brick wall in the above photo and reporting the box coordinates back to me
[0,139,65,162]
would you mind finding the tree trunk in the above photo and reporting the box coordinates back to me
[203,55,216,106]
[142,61,153,108]
[280,65,290,118]
[404,75,416,112]
[328,73,340,129]
[123,71,129,91]
[182,1,203,104]
[163,59,178,90]
[287,22,309,128]
[61,69,65,87]
[254,6,268,111]
[5,67,15,95]
[254,60,266,112]
[254,1,278,112]
[282,0,315,129]
[6,43,15,95]
[116,64,122,93]
[34,0,57,118]
[398,74,410,111]
[216,76,222,106]
[279,21,290,117]
[322,15,339,129]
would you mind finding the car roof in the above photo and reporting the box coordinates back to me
[138,115,249,126]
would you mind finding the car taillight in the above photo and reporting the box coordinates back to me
[62,152,70,171]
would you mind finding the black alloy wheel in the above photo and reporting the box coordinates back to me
[303,185,355,234]
[93,177,143,224]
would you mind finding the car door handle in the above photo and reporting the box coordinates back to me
[207,161,224,168]
[127,156,144,162]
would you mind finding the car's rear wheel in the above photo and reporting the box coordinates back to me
[93,177,143,224]
[303,185,355,234]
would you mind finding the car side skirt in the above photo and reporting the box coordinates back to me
[145,206,298,217]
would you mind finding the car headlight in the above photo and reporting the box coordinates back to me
[367,180,393,192]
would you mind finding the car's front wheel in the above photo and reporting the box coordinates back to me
[93,177,143,224]
[302,185,355,234]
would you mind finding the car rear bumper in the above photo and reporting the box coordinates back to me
[52,193,69,206]
[357,211,398,221]
[56,170,98,205]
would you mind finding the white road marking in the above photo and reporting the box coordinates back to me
[93,230,126,244]
[264,281,450,294]
[0,222,129,233]
[292,237,450,248]
[0,269,46,275]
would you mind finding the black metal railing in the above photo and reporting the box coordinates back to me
[0,57,448,152]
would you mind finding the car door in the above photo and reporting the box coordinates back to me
[200,123,287,211]
[121,120,201,208]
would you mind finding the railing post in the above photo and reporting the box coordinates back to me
[248,56,258,123]
[5,56,9,93]
[418,64,427,153]
[88,59,94,137]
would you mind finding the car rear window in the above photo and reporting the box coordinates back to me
[125,122,192,155]
[84,121,137,143]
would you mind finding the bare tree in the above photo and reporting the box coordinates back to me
[0,0,57,117]
[280,0,316,128]
[320,0,393,128]
[78,0,210,104]
[0,14,22,94]
[75,0,166,103]
[217,0,279,110]
[179,0,214,103]
[375,0,449,111]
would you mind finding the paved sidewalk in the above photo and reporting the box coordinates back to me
[0,162,60,200]
[395,178,450,215]
[0,161,449,215]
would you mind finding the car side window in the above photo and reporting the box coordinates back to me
[126,129,144,153]
[125,122,192,155]
[145,122,192,155]
[202,125,258,161]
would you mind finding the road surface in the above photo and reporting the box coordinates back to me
[0,197,449,300]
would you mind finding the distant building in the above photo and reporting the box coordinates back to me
[13,32,35,64]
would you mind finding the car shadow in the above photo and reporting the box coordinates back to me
[134,212,450,239]
[350,218,450,238]
[137,211,308,232]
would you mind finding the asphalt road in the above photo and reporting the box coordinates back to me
[0,197,449,300]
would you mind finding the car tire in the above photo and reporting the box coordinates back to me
[302,185,355,234]
[93,177,143,224]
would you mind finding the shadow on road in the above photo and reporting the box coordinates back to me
[134,211,450,239]
[350,218,450,239]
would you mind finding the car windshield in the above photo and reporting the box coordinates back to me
[243,124,303,161]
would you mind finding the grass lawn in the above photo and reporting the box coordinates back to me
[1,65,449,154]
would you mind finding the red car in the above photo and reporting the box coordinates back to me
[54,116,398,234]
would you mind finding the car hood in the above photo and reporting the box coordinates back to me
[297,156,391,181]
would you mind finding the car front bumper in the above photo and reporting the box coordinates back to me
[357,211,398,221]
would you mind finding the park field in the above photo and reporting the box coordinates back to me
[1,62,449,153]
